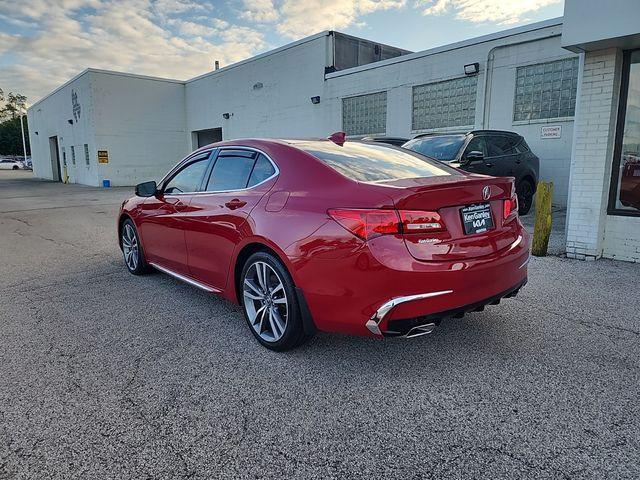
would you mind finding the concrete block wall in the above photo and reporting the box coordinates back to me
[565,48,623,260]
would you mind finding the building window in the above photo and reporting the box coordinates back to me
[62,147,67,166]
[71,146,76,165]
[412,76,477,131]
[608,50,640,216]
[84,144,90,165]
[514,57,579,122]
[342,91,387,136]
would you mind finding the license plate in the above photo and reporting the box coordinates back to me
[461,203,494,235]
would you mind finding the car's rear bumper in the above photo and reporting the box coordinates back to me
[292,225,530,337]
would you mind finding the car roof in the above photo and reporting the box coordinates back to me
[413,129,521,139]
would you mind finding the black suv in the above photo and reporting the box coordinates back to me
[403,130,539,215]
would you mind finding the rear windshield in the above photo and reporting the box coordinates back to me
[403,135,466,162]
[293,141,454,182]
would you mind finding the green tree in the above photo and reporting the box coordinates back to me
[0,88,30,156]
[0,117,30,156]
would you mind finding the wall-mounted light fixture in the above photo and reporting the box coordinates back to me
[67,119,74,125]
[35,131,39,135]
[464,63,479,76]
[253,82,263,90]
[310,96,321,105]
[222,113,231,119]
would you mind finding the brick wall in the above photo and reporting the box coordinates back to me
[565,49,623,260]
[603,216,640,262]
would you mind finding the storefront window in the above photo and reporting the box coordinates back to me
[610,50,640,213]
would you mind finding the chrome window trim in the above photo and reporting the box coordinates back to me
[196,146,280,196]
[157,146,279,197]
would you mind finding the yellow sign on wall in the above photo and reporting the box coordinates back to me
[97,150,109,164]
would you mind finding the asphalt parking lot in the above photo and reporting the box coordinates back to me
[1,170,639,479]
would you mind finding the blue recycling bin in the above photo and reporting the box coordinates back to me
[102,179,111,188]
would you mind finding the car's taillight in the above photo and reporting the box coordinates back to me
[328,209,400,240]
[398,210,445,233]
[328,208,446,240]
[503,196,518,223]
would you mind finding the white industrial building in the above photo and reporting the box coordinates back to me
[27,0,640,262]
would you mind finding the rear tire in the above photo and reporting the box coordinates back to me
[120,219,150,275]
[12,166,19,170]
[517,179,535,216]
[240,252,310,351]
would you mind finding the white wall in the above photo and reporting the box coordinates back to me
[91,72,188,185]
[27,71,96,184]
[562,0,640,52]
[185,34,330,142]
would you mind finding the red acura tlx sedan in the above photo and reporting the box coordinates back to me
[118,134,530,350]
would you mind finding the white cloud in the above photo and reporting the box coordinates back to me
[0,0,267,102]
[417,0,562,25]
[238,0,279,23]
[258,0,406,38]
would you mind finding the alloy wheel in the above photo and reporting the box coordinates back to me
[243,261,288,342]
[122,223,139,271]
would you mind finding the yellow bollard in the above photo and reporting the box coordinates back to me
[531,181,553,257]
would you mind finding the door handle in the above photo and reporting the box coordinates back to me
[225,199,247,210]
[484,162,494,167]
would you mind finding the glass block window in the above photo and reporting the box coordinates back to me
[84,144,90,165]
[412,76,477,130]
[514,57,579,121]
[71,146,76,165]
[342,91,387,136]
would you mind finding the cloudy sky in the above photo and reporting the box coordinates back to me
[0,0,564,104]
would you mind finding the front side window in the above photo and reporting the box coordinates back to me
[609,50,640,214]
[514,57,579,121]
[295,140,455,182]
[404,135,466,161]
[342,91,387,136]
[463,137,487,158]
[164,158,209,194]
[412,76,477,130]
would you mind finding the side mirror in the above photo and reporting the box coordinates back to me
[135,181,157,197]
[464,150,484,163]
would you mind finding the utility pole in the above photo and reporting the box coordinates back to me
[20,108,27,163]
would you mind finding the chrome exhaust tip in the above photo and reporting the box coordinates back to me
[404,322,436,338]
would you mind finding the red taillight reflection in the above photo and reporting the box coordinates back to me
[503,197,518,223]
[399,210,444,233]
[328,209,400,240]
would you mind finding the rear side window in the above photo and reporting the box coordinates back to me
[295,141,454,182]
[486,136,518,157]
[248,154,276,187]
[206,151,255,191]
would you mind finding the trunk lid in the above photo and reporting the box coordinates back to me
[370,174,519,261]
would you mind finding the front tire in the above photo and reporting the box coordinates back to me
[517,179,535,216]
[240,252,309,351]
[120,219,149,275]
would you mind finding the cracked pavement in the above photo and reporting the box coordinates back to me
[0,171,639,479]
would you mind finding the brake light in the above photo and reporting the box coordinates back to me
[328,208,446,240]
[328,209,400,240]
[398,210,444,233]
[503,196,518,223]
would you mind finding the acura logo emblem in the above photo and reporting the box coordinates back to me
[482,186,491,200]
